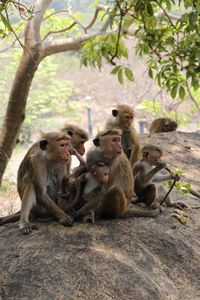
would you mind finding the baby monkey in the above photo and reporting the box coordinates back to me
[133,144,186,210]
[58,160,110,224]
[79,161,110,224]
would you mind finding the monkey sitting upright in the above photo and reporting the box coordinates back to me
[105,104,141,167]
[0,131,74,234]
[149,118,178,134]
[58,159,110,224]
[133,144,186,210]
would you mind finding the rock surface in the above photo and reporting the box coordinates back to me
[1,131,200,300]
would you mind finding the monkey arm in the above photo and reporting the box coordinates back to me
[129,129,141,166]
[140,164,165,185]
[153,174,172,183]
[72,148,86,165]
[75,197,100,218]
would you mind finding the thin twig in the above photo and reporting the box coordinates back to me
[186,80,200,111]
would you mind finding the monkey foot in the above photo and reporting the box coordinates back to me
[59,214,74,227]
[21,223,38,235]
[173,202,187,210]
[151,203,163,213]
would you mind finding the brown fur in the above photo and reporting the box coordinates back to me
[105,104,141,166]
[133,144,186,210]
[89,130,160,218]
[0,131,74,234]
[61,124,88,175]
[149,118,178,134]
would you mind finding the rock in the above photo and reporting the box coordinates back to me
[1,131,200,300]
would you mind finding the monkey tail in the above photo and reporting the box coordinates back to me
[123,207,160,218]
[0,211,21,225]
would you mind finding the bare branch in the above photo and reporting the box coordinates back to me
[42,22,78,41]
[43,9,69,21]
[85,5,107,31]
[42,32,106,58]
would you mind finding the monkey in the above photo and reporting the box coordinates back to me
[133,144,187,210]
[82,129,161,219]
[61,123,88,175]
[149,118,178,134]
[75,161,110,224]
[105,104,141,167]
[0,131,74,234]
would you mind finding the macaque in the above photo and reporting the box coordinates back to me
[61,124,88,174]
[105,104,141,166]
[133,144,186,209]
[0,131,74,234]
[149,118,178,134]
[85,130,160,218]
[76,162,110,223]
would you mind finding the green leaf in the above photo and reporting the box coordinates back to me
[148,68,153,79]
[179,86,186,99]
[118,68,123,85]
[124,67,134,81]
[111,65,122,75]
[191,77,200,91]
[0,13,12,32]
[171,85,178,99]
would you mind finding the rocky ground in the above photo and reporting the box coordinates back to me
[0,131,200,300]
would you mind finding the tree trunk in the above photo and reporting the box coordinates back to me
[0,47,42,184]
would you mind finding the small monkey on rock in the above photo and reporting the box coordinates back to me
[133,144,187,210]
[149,118,178,134]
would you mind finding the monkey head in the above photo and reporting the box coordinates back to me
[93,129,122,159]
[61,124,89,156]
[39,131,70,163]
[112,104,134,131]
[142,144,163,166]
[163,120,177,132]
[90,162,110,184]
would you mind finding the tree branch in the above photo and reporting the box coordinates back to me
[43,9,69,21]
[42,32,106,58]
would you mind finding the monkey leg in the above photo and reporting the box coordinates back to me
[39,193,74,227]
[100,186,128,218]
[138,184,156,206]
[19,183,38,235]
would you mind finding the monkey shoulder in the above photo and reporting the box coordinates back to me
[133,161,146,176]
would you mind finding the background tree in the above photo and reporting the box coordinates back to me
[0,0,199,184]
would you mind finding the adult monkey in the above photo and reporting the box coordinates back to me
[149,118,178,134]
[0,131,74,234]
[85,129,160,218]
[105,104,141,167]
[133,144,186,209]
[61,123,88,175]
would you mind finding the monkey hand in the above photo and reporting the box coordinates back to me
[157,162,167,170]
[173,202,187,210]
[59,214,74,227]
[82,213,95,224]
[20,223,38,235]
[172,174,180,181]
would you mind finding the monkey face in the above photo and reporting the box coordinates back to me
[105,135,122,158]
[96,166,110,184]
[75,139,86,156]
[120,114,133,131]
[52,139,70,163]
[148,150,162,166]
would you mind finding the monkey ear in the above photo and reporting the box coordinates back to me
[39,139,48,150]
[67,130,73,136]
[93,137,100,147]
[112,109,118,117]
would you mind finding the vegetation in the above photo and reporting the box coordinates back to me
[0,0,199,185]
